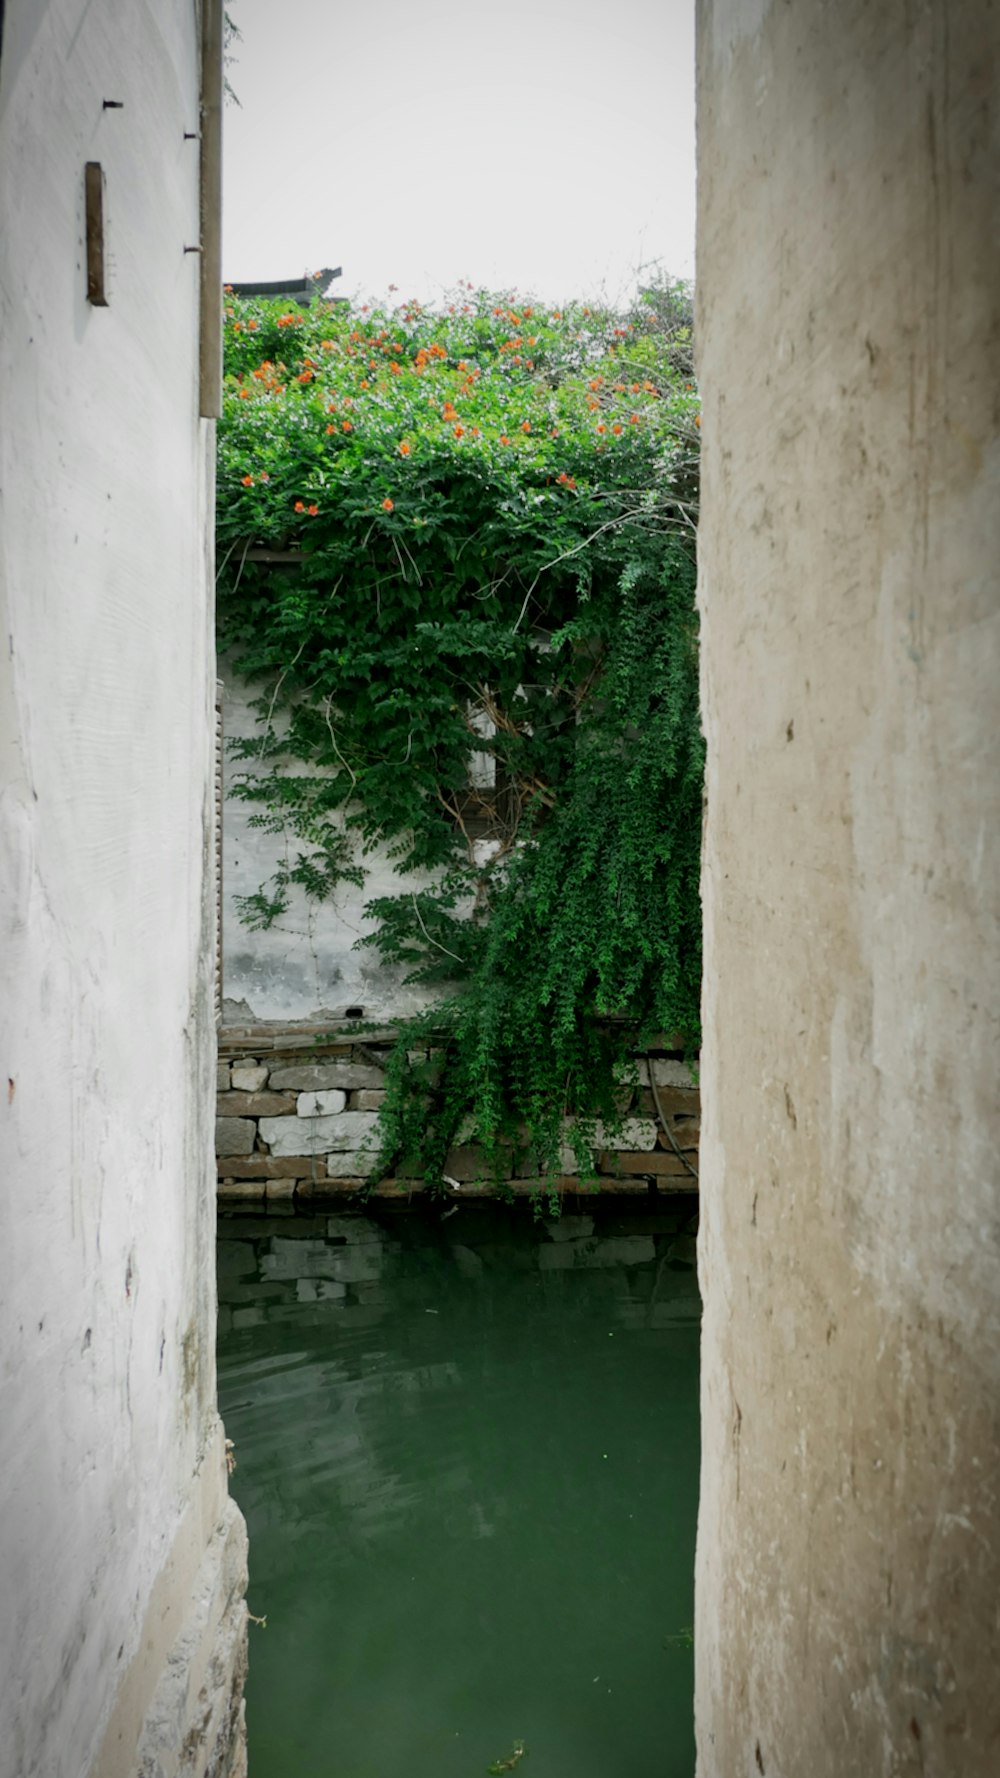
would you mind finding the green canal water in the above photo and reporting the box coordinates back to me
[217,1199,700,1778]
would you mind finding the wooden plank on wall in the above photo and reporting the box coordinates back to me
[199,0,224,417]
[215,680,224,1025]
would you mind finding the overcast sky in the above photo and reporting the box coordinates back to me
[222,0,695,307]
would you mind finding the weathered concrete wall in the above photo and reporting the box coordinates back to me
[695,2,1000,1773]
[0,4,246,1775]
[222,668,442,1024]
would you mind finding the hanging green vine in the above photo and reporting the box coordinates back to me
[217,277,702,1194]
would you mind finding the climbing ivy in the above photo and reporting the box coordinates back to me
[217,278,702,1195]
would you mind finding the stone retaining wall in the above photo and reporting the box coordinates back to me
[217,1025,700,1207]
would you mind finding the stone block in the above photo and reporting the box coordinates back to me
[295,1177,364,1201]
[537,1233,656,1271]
[216,1154,323,1179]
[326,1216,387,1243]
[264,1179,297,1202]
[231,1061,269,1093]
[657,1122,700,1152]
[325,1148,380,1177]
[589,1117,658,1151]
[637,1087,701,1120]
[353,1088,388,1110]
[260,1238,343,1282]
[297,1089,347,1117]
[217,1179,266,1202]
[637,1058,696,1089]
[560,1117,656,1155]
[543,1215,596,1243]
[216,1091,297,1116]
[295,1277,347,1302]
[217,1061,231,1094]
[258,1110,378,1156]
[262,1236,384,1285]
[268,1063,385,1091]
[216,1117,255,1157]
[597,1149,691,1175]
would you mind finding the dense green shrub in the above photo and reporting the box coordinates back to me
[217,279,702,1197]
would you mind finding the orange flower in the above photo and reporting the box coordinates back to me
[327,402,337,412]
[631,383,641,394]
[612,423,623,435]
[342,420,352,432]
[259,472,269,482]
[398,439,411,456]
[241,473,253,486]
[442,403,458,421]
[233,321,243,333]
[586,397,599,411]
[520,420,531,433]
[360,380,370,390]
[499,434,510,446]
[223,284,233,293]
[297,369,313,384]
[596,423,606,434]
[550,311,562,320]
[308,503,318,516]
[326,424,335,434]
[694,413,702,428]
[588,378,602,391]
[237,387,250,399]
[550,429,559,439]
[382,497,394,512]
[630,414,640,425]
[453,423,464,438]
[294,500,305,512]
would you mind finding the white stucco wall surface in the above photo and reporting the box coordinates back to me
[0,5,245,1777]
[222,668,444,1024]
[695,2,999,1773]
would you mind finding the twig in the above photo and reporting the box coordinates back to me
[257,634,309,757]
[410,894,464,966]
[322,699,357,791]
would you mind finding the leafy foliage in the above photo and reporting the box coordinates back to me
[217,278,702,1196]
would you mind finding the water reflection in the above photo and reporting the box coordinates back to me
[218,1199,700,1778]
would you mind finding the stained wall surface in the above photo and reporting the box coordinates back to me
[0,4,245,1775]
[222,668,444,1024]
[695,2,1000,1773]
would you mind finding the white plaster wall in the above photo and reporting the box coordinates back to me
[695,2,1000,1772]
[222,668,444,1024]
[0,4,228,1775]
